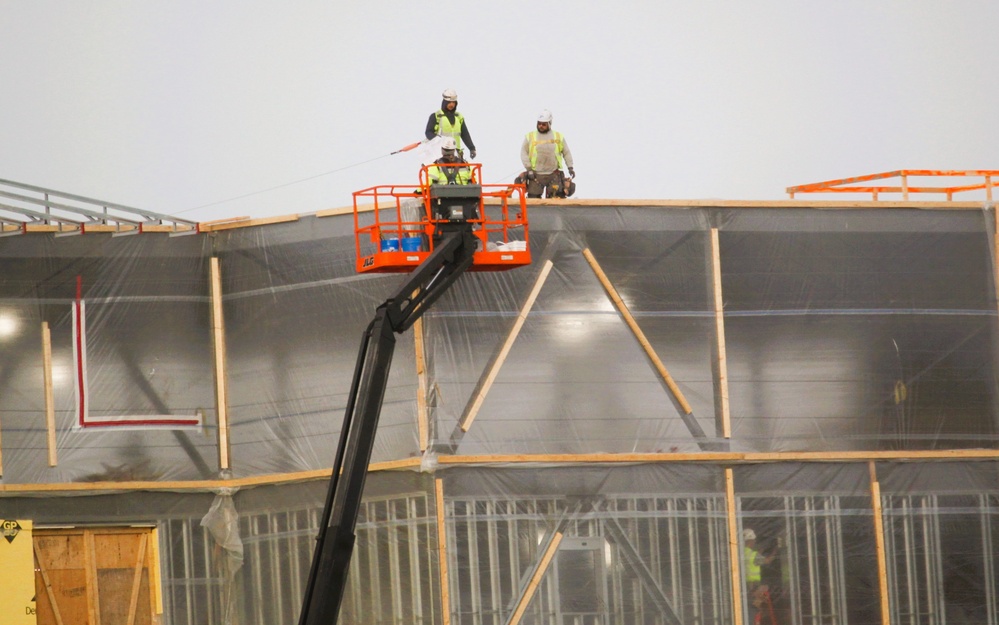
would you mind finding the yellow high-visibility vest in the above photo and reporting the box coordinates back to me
[526,130,565,169]
[744,546,762,582]
[434,111,466,149]
[427,162,472,185]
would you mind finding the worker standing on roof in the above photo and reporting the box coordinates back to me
[425,88,477,160]
[427,137,473,185]
[520,109,575,198]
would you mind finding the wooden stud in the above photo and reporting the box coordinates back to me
[150,527,164,615]
[10,198,999,240]
[42,321,57,466]
[197,213,299,232]
[125,534,148,625]
[725,468,744,625]
[4,449,999,496]
[508,531,564,625]
[460,259,553,432]
[583,248,693,414]
[995,207,999,323]
[709,229,732,439]
[435,479,451,625]
[210,257,231,471]
[414,317,429,451]
[86,530,103,625]
[33,541,66,625]
[869,462,891,625]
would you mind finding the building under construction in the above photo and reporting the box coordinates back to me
[1,171,998,625]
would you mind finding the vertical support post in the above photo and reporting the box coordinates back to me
[435,478,451,625]
[150,527,164,616]
[869,462,891,625]
[709,229,732,442]
[86,530,103,625]
[901,174,909,201]
[42,321,57,466]
[414,318,429,451]
[725,467,744,625]
[993,208,999,435]
[210,257,231,471]
[987,175,993,202]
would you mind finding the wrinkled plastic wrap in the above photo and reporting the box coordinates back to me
[2,204,999,624]
[201,490,244,623]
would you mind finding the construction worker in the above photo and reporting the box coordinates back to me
[425,88,477,160]
[520,109,575,198]
[426,138,473,186]
[742,528,776,622]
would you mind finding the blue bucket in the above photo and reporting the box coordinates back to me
[401,236,423,252]
[380,237,400,252]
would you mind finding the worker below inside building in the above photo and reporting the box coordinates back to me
[519,109,575,198]
[742,528,777,622]
[425,88,476,160]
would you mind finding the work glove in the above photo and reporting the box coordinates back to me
[568,167,575,178]
[469,150,477,160]
[526,170,537,180]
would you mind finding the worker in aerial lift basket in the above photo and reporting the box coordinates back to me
[427,137,473,185]
[518,109,575,198]
[425,88,477,160]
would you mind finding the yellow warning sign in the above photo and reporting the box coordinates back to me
[0,519,36,624]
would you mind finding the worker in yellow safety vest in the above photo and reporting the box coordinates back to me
[742,528,776,621]
[426,137,473,185]
[519,109,575,198]
[425,88,477,160]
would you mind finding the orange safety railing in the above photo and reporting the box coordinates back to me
[352,163,530,273]
[787,170,999,201]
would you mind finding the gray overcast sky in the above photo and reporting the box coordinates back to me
[2,1,997,223]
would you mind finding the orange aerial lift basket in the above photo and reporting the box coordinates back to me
[353,163,530,273]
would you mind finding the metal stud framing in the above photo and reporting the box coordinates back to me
[0,178,198,236]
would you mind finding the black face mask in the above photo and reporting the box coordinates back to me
[442,150,457,161]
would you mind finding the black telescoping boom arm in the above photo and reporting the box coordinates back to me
[298,224,478,625]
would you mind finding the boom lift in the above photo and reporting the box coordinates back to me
[298,165,529,625]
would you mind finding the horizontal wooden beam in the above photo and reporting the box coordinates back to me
[5,199,994,237]
[199,214,299,231]
[325,198,990,216]
[3,449,998,496]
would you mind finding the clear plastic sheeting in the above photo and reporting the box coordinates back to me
[0,232,217,483]
[3,462,999,624]
[1,206,998,483]
[2,202,999,624]
[201,490,244,624]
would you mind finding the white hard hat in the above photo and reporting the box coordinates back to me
[441,137,457,151]
[442,88,458,102]
[537,109,553,123]
[742,529,756,541]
